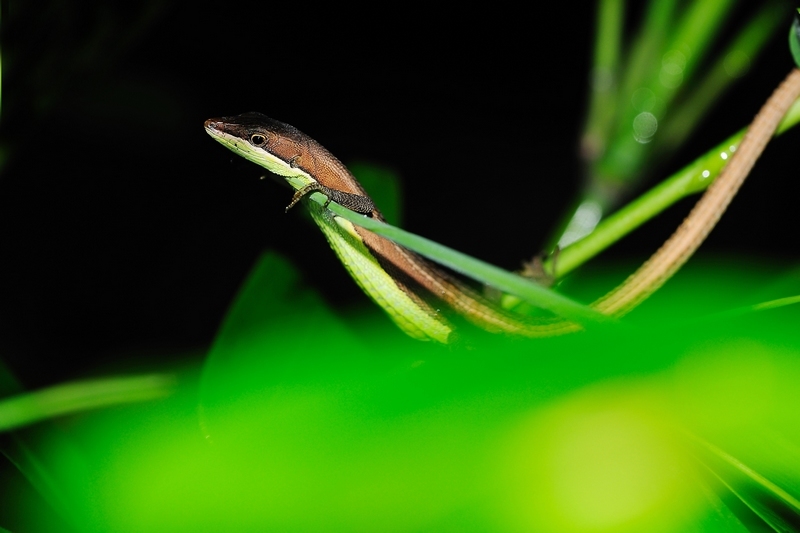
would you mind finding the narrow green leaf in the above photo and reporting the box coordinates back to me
[566,1,677,253]
[663,0,736,83]
[550,128,744,278]
[595,0,736,186]
[546,95,800,278]
[2,436,76,528]
[0,375,175,433]
[790,9,800,69]
[0,360,75,528]
[616,0,677,112]
[581,0,625,161]
[660,2,785,152]
[691,295,800,326]
[689,435,800,532]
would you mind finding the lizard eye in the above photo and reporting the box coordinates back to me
[250,133,267,146]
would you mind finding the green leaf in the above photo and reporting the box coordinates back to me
[581,0,625,161]
[0,375,175,433]
[790,9,800,69]
[659,2,785,152]
[689,436,800,532]
[0,375,175,527]
[23,260,800,531]
[199,251,367,416]
[547,94,800,279]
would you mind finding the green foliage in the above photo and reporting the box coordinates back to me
[790,10,800,69]
[14,254,800,531]
[4,3,800,532]
[0,375,174,433]
[556,1,786,250]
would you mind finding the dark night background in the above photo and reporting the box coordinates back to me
[0,1,797,388]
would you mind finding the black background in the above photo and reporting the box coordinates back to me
[0,1,797,387]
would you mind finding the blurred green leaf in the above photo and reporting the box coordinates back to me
[582,0,625,161]
[690,436,800,532]
[790,10,800,69]
[547,92,800,279]
[19,261,800,531]
[557,1,786,252]
[1,435,76,529]
[184,225,800,533]
[659,2,785,151]
[6,3,800,532]
[199,250,368,413]
[0,375,175,433]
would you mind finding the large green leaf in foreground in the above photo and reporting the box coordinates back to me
[15,253,800,532]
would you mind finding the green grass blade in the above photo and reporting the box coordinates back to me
[790,9,800,68]
[694,475,759,533]
[2,435,76,528]
[0,375,175,433]
[690,435,800,532]
[594,0,624,77]
[0,360,75,528]
[659,2,785,152]
[581,0,625,161]
[663,0,736,83]
[615,0,677,117]
[565,1,677,251]
[546,95,800,278]
[692,295,800,326]
[594,0,735,185]
[1,374,176,525]
[551,128,744,278]
[322,200,615,327]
